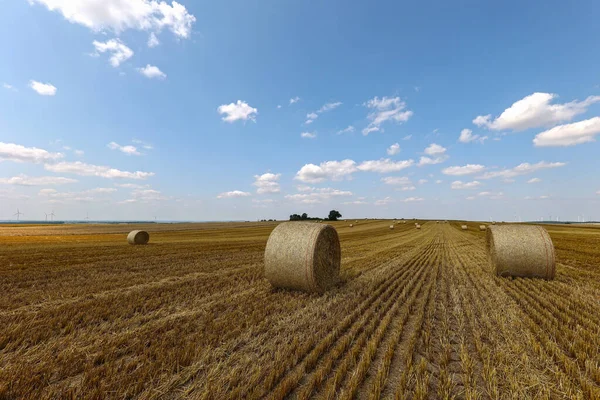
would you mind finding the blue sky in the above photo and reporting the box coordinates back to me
[1,0,599,221]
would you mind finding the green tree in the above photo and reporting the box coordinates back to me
[328,210,342,221]
[301,213,308,220]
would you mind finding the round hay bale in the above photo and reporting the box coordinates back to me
[127,230,149,245]
[486,225,555,279]
[479,225,487,231]
[461,225,468,230]
[264,222,340,293]
[349,224,353,228]
[389,225,395,230]
[416,224,421,229]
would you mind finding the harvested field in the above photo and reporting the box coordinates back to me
[1,220,600,399]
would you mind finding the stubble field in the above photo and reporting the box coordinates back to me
[1,220,599,399]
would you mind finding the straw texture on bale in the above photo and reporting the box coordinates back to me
[264,222,341,293]
[479,225,487,231]
[127,230,150,245]
[461,225,468,230]
[486,225,556,279]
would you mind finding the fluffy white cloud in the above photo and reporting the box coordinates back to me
[343,200,368,205]
[363,96,413,135]
[435,180,442,184]
[30,0,196,38]
[0,175,77,186]
[451,180,482,189]
[148,32,160,47]
[337,126,354,135]
[318,102,342,113]
[533,117,600,147]
[301,132,317,139]
[218,100,258,123]
[459,128,487,144]
[381,176,412,186]
[478,191,504,199]
[295,160,357,183]
[424,143,446,156]
[39,187,117,202]
[107,142,141,155]
[44,161,154,179]
[357,158,414,173]
[403,197,424,202]
[132,138,153,150]
[387,143,400,155]
[3,83,17,91]
[130,188,167,201]
[442,164,486,176]
[289,97,300,105]
[253,172,281,194]
[217,190,251,199]
[418,179,428,184]
[374,196,394,206]
[305,113,318,124]
[92,39,133,67]
[29,80,57,96]
[527,178,541,184]
[74,149,85,156]
[473,92,600,131]
[285,187,352,204]
[478,161,566,179]
[418,143,448,166]
[0,142,63,163]
[116,183,149,189]
[137,64,166,79]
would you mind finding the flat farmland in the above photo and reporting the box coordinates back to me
[1,220,600,399]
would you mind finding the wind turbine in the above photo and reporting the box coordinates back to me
[44,212,48,221]
[84,212,90,222]
[49,210,55,221]
[14,209,23,221]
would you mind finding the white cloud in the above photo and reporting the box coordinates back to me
[337,126,354,135]
[301,132,317,139]
[387,143,400,155]
[403,134,412,140]
[403,197,424,202]
[148,32,160,47]
[107,142,141,155]
[533,117,600,147]
[418,179,428,184]
[253,173,281,194]
[130,188,167,201]
[137,64,166,79]
[435,180,442,184]
[459,128,487,144]
[116,183,149,189]
[401,186,416,191]
[3,83,17,91]
[218,100,258,123]
[343,200,367,205]
[442,164,486,176]
[318,102,342,113]
[305,113,318,124]
[285,187,352,204]
[39,187,116,202]
[289,97,300,105]
[375,196,394,206]
[525,195,551,200]
[473,92,600,131]
[528,178,541,184]
[30,0,196,38]
[357,158,414,173]
[478,161,566,179]
[295,160,357,183]
[217,190,251,199]
[0,142,63,163]
[44,161,154,179]
[29,80,57,96]
[424,143,446,156]
[92,39,133,67]
[132,138,153,150]
[363,96,413,135]
[303,102,341,125]
[418,143,448,166]
[381,176,412,186]
[466,196,475,200]
[277,105,282,109]
[0,174,77,186]
[478,191,504,199]
[74,150,84,156]
[451,180,482,190]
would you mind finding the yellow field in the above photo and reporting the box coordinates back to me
[1,220,600,399]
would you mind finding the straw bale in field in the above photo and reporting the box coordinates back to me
[127,230,149,245]
[349,224,353,228]
[486,225,555,279]
[461,225,468,230]
[389,225,395,230]
[264,222,341,293]
[479,225,487,231]
[416,224,421,229]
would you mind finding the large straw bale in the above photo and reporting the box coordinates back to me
[416,224,421,229]
[461,225,468,230]
[479,225,487,231]
[389,225,395,230]
[127,230,149,245]
[486,225,556,279]
[264,222,340,293]
[349,224,353,228]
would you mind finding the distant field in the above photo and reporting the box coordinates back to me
[1,220,600,399]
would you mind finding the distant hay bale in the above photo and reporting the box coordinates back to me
[486,225,555,279]
[461,225,468,230]
[389,225,395,230]
[127,230,149,245]
[480,225,487,231]
[416,224,421,229]
[264,222,341,293]
[349,224,353,228]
